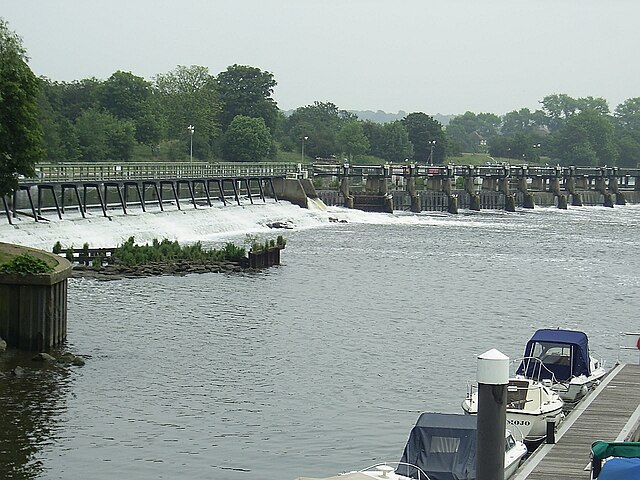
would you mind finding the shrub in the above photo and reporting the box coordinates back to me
[0,253,54,275]
[111,237,247,266]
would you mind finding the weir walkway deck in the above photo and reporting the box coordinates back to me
[513,362,640,480]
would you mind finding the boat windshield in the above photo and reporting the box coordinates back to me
[532,342,572,366]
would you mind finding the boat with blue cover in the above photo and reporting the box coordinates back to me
[591,441,640,479]
[515,328,606,404]
[296,413,527,480]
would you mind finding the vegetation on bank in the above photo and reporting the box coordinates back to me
[53,235,287,269]
[246,234,286,253]
[112,237,246,267]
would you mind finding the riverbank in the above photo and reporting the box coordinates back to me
[69,258,249,281]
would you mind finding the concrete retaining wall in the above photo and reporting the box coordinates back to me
[0,243,72,351]
[271,178,317,208]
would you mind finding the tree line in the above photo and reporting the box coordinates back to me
[2,18,639,197]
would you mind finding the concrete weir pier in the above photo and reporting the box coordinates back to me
[0,243,72,351]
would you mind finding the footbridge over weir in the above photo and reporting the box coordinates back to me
[3,162,318,224]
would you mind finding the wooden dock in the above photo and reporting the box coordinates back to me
[513,362,640,480]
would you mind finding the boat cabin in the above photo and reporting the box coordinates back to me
[516,329,592,381]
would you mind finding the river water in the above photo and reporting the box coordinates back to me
[1,201,639,479]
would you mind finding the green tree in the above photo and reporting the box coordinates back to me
[49,77,103,122]
[614,97,640,131]
[613,98,640,167]
[616,134,640,167]
[540,94,610,133]
[540,93,580,132]
[100,71,152,120]
[488,132,539,162]
[402,112,446,164]
[216,64,279,133]
[135,112,163,154]
[154,65,221,160]
[37,79,81,162]
[221,115,272,162]
[446,111,500,153]
[363,120,413,162]
[549,110,617,166]
[501,108,547,137]
[282,101,355,159]
[337,121,369,161]
[75,108,136,161]
[0,18,43,196]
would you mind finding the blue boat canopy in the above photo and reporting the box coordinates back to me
[516,329,591,381]
[396,413,477,480]
[591,441,640,479]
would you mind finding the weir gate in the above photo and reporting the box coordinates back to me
[3,162,640,223]
[313,163,640,213]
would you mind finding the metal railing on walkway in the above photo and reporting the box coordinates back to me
[22,162,302,184]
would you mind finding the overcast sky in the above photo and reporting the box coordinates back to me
[3,0,638,116]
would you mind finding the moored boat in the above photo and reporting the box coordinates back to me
[296,412,527,480]
[515,328,606,404]
[461,376,564,443]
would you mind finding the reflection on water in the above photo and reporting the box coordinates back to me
[0,205,638,479]
[0,350,71,479]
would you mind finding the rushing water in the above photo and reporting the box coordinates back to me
[1,202,639,479]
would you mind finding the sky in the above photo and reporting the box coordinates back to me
[2,0,639,116]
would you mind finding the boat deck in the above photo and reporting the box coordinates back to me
[513,363,640,480]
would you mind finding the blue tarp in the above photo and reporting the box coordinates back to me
[396,413,477,480]
[597,458,640,479]
[516,329,591,380]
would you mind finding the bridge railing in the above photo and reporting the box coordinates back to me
[23,162,300,184]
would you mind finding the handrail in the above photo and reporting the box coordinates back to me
[21,162,300,184]
[465,376,549,412]
[513,356,563,387]
[358,461,431,480]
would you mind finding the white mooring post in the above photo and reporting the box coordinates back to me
[476,348,509,480]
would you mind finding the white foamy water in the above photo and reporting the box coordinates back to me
[0,198,519,251]
[0,201,334,250]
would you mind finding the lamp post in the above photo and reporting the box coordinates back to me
[301,136,308,163]
[187,125,195,163]
[533,143,541,162]
[428,140,436,165]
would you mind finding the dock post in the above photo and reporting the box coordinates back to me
[476,348,509,480]
[546,415,557,444]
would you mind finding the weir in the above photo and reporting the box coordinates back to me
[313,163,640,213]
[4,162,640,222]
[4,162,302,223]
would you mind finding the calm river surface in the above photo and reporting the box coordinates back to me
[1,203,639,479]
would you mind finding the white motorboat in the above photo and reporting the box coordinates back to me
[515,328,607,404]
[461,376,564,443]
[296,412,527,480]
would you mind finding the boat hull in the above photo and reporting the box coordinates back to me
[505,407,564,442]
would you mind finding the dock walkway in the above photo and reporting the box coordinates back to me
[513,363,640,480]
